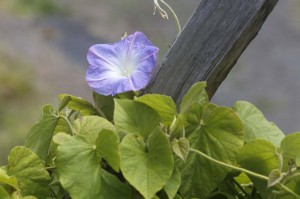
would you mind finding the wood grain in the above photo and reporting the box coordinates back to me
[142,0,279,105]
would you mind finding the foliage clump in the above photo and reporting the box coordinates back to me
[0,82,299,199]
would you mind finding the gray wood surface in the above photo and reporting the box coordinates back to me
[142,0,279,105]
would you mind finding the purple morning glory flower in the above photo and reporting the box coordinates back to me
[86,32,159,96]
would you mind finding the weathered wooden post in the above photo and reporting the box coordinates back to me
[143,0,279,105]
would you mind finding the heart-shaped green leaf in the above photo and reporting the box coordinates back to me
[7,147,51,198]
[179,106,244,198]
[163,167,181,199]
[135,94,177,125]
[55,134,131,199]
[171,138,189,161]
[268,169,283,188]
[120,128,173,199]
[96,129,120,172]
[233,101,285,146]
[280,132,300,171]
[114,99,160,139]
[180,82,208,114]
[25,105,59,161]
[237,140,279,198]
[74,115,115,143]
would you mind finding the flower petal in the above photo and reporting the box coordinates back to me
[112,77,134,95]
[86,32,159,95]
[130,70,151,91]
[87,44,124,72]
[91,78,121,96]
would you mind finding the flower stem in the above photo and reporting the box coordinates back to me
[159,0,182,33]
[188,148,300,198]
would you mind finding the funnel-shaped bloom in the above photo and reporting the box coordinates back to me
[86,32,159,96]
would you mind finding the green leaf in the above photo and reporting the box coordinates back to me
[171,138,189,161]
[55,134,131,199]
[93,91,114,121]
[268,169,283,187]
[179,106,244,198]
[163,167,181,199]
[179,81,208,114]
[174,194,182,199]
[280,132,300,171]
[74,115,115,144]
[57,95,71,112]
[120,128,174,199]
[277,133,300,197]
[135,94,177,125]
[283,175,300,197]
[96,129,120,172]
[184,103,218,136]
[58,94,97,116]
[47,117,73,164]
[100,169,133,199]
[23,196,38,199]
[52,133,72,145]
[0,167,18,190]
[237,140,279,198]
[233,101,285,146]
[117,91,136,99]
[114,99,160,139]
[234,172,251,185]
[7,146,51,198]
[0,186,10,199]
[55,134,100,198]
[25,104,59,161]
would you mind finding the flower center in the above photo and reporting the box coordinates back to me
[122,69,130,77]
[121,62,135,77]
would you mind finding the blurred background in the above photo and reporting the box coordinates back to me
[0,0,299,164]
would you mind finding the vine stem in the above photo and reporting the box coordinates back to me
[159,0,182,33]
[60,115,76,135]
[188,148,300,198]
